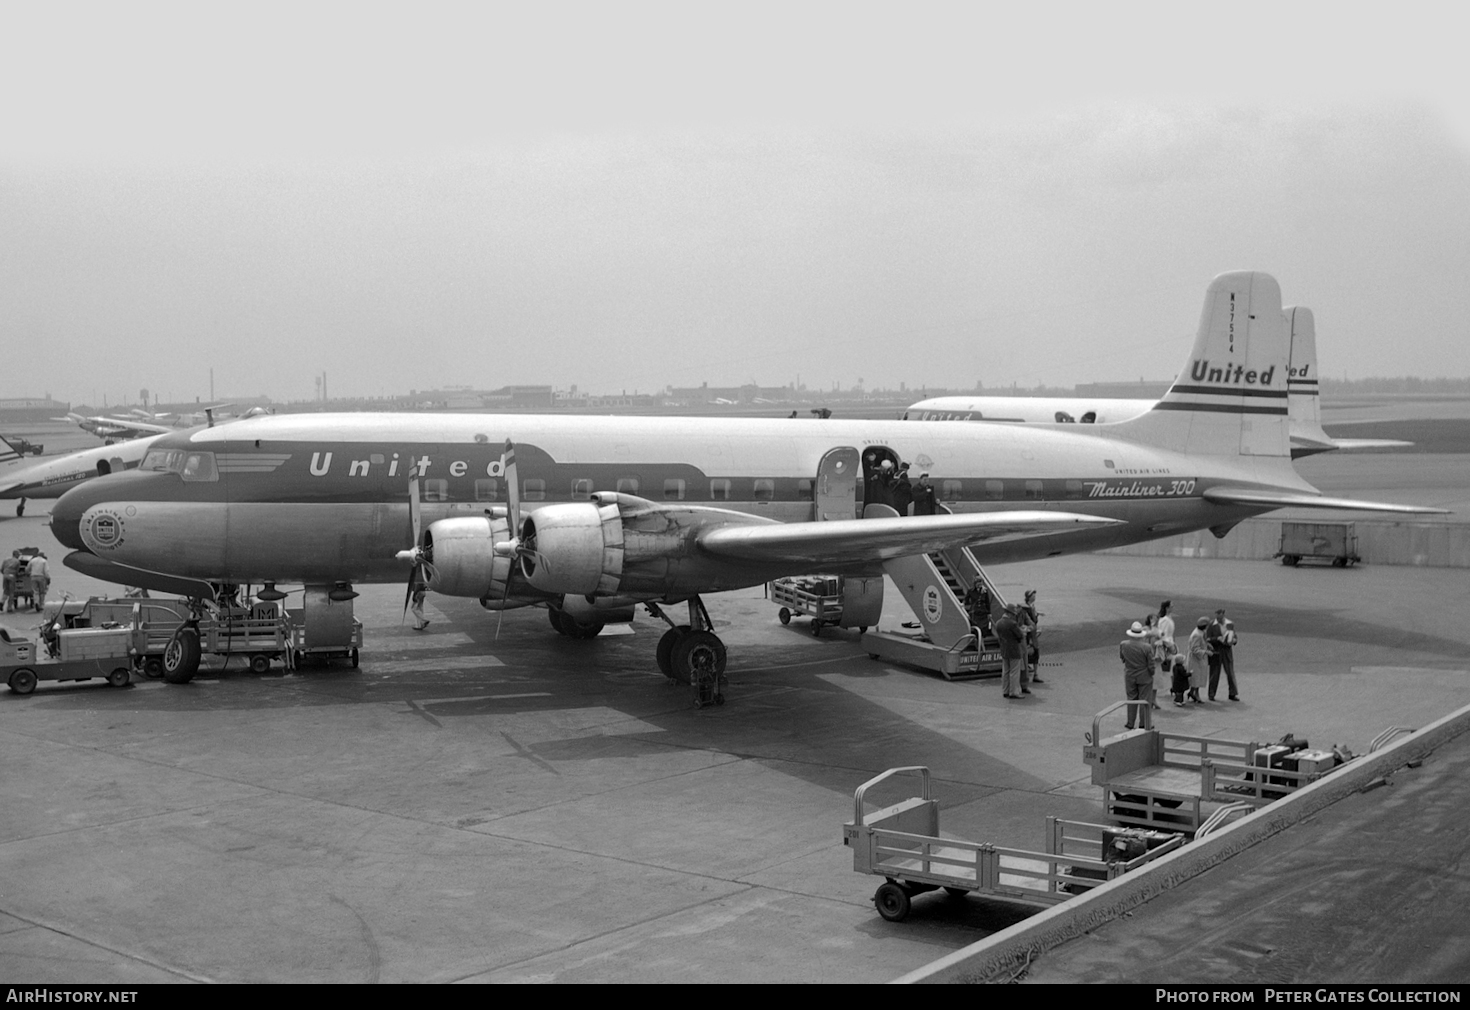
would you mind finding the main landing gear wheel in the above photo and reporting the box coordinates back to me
[548,608,568,635]
[675,630,727,707]
[656,625,691,679]
[874,882,912,922]
[8,668,37,695]
[107,667,131,688]
[249,653,271,675]
[162,627,201,684]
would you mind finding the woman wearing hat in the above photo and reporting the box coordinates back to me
[1185,617,1211,704]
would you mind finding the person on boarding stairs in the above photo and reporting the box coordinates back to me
[910,472,936,515]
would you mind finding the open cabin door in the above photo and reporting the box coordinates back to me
[815,446,860,521]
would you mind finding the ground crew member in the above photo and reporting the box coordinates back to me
[411,585,430,630]
[1,551,19,611]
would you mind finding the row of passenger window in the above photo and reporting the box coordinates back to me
[413,477,1091,503]
[418,477,807,503]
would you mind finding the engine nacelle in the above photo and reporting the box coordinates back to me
[423,516,514,597]
[521,502,625,596]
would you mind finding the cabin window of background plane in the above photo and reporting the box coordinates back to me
[942,479,963,501]
[710,478,731,501]
[1065,479,1085,499]
[524,478,546,501]
[474,478,499,501]
[1025,479,1043,500]
[797,479,813,501]
[985,479,1004,501]
[572,478,594,500]
[664,478,685,501]
[617,477,639,495]
[423,478,448,502]
[753,479,775,501]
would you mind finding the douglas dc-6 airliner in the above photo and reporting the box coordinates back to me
[904,306,1412,458]
[48,272,1444,691]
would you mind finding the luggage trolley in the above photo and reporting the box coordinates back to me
[843,766,1182,922]
[769,575,866,635]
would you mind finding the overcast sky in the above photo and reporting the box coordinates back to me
[3,2,1468,406]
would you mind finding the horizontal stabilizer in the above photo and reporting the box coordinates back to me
[697,510,1121,567]
[1329,438,1415,451]
[1202,487,1449,515]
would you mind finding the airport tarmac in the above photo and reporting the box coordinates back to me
[2,509,1468,984]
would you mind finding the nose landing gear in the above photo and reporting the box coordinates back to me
[647,597,727,707]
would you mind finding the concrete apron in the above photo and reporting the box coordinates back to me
[893,700,1470,984]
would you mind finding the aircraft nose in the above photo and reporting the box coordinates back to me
[51,483,100,551]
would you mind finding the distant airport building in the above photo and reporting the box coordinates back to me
[0,397,70,422]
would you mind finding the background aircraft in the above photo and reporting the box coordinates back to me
[902,307,1412,458]
[56,411,175,442]
[48,272,1443,691]
[0,432,169,516]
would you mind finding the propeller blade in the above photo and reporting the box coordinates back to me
[402,467,426,621]
[504,440,520,541]
[408,467,422,549]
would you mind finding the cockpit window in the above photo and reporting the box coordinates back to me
[141,449,184,472]
[141,449,217,481]
[180,452,218,482]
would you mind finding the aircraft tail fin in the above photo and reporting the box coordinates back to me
[1111,271,1290,457]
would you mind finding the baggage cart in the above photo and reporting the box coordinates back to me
[1083,702,1347,832]
[843,766,1182,921]
[202,602,292,673]
[1275,521,1359,567]
[769,575,867,635]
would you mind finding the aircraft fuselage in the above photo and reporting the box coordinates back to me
[50,411,1301,588]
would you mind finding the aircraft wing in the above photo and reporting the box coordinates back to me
[1202,487,1449,515]
[696,510,1120,567]
[104,417,174,435]
[0,436,21,465]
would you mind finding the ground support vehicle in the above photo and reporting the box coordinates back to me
[1083,702,1346,833]
[1275,521,1360,567]
[286,590,363,668]
[45,597,192,678]
[843,766,1183,922]
[2,622,143,695]
[769,575,867,635]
